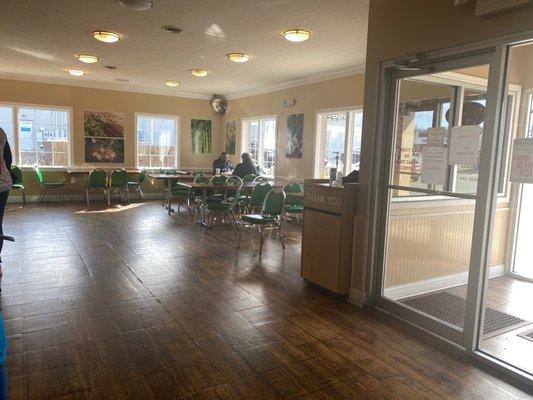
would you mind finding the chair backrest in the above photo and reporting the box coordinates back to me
[249,181,272,206]
[253,176,268,183]
[33,166,44,184]
[138,169,147,183]
[194,175,209,184]
[226,176,243,186]
[262,189,286,217]
[242,174,257,183]
[211,175,227,185]
[10,166,23,185]
[164,169,177,175]
[88,169,108,188]
[231,184,244,207]
[283,181,303,205]
[191,171,205,177]
[110,169,128,187]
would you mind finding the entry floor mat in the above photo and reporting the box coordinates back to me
[518,327,533,342]
[400,291,527,336]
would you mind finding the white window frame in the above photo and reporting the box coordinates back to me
[314,107,363,179]
[134,113,180,170]
[0,102,73,169]
[389,71,521,204]
[241,115,278,176]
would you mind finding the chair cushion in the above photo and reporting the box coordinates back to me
[241,214,276,224]
[285,204,303,213]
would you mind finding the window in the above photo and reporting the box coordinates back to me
[15,106,71,167]
[135,114,178,169]
[0,104,71,167]
[0,106,15,146]
[391,73,518,199]
[242,116,277,176]
[315,109,363,178]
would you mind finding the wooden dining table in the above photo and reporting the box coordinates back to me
[148,172,189,215]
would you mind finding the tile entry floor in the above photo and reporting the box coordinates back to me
[1,201,532,399]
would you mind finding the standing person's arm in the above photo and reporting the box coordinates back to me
[3,141,12,171]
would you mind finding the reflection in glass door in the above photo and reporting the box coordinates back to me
[376,60,494,345]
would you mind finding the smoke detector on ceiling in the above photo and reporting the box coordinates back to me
[115,0,154,11]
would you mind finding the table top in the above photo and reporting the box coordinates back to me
[148,172,190,180]
[67,168,140,174]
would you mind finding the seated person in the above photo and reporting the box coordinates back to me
[213,152,233,173]
[342,168,359,184]
[233,152,258,178]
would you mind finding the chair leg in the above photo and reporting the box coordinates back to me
[237,222,242,248]
[22,189,26,207]
[258,226,264,255]
[278,221,285,249]
[39,188,45,203]
[107,189,111,206]
[86,188,90,206]
[138,186,144,199]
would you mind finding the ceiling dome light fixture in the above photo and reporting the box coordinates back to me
[189,69,209,77]
[92,31,121,43]
[68,69,85,77]
[76,54,99,64]
[226,53,250,63]
[283,29,311,42]
[164,80,180,87]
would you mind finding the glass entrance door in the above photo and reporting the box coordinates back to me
[375,54,496,346]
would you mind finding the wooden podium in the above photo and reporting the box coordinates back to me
[300,181,358,295]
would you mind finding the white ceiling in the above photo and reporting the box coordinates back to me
[0,0,368,99]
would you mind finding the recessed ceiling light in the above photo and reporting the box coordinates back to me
[226,53,250,63]
[76,54,99,64]
[92,31,121,43]
[283,29,311,42]
[164,80,180,87]
[68,69,85,77]
[115,0,153,11]
[189,69,209,77]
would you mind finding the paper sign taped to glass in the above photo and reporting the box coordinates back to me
[426,127,446,147]
[510,138,533,183]
[421,146,447,185]
[448,125,482,165]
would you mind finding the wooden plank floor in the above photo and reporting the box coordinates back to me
[1,201,532,399]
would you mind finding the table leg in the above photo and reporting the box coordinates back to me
[165,178,175,215]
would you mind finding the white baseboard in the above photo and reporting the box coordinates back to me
[383,264,505,300]
[348,289,366,307]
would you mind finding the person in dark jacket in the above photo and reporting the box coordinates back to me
[232,153,258,178]
[212,152,233,173]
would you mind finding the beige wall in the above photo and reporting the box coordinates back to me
[358,0,533,302]
[0,78,222,197]
[224,73,366,179]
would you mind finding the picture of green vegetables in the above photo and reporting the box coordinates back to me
[225,119,236,155]
[191,119,212,154]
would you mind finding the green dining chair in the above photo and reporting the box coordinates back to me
[190,175,210,221]
[109,169,129,204]
[10,166,25,206]
[34,166,66,203]
[253,176,268,183]
[85,169,108,205]
[206,183,243,233]
[208,175,227,203]
[242,174,257,183]
[283,181,304,224]
[225,176,243,203]
[128,169,146,199]
[238,188,286,255]
[191,171,205,177]
[245,181,272,213]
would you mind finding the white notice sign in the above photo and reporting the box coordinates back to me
[421,146,447,185]
[448,125,482,165]
[427,127,446,147]
[510,138,533,183]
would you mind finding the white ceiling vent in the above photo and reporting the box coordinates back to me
[115,0,154,11]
